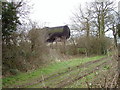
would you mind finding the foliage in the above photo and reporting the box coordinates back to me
[2,1,51,77]
[1,0,48,77]
[2,1,21,44]
[79,36,112,55]
[66,36,112,56]
[2,28,51,77]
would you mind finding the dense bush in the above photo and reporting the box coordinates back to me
[2,28,51,77]
[60,36,112,56]
[76,36,112,56]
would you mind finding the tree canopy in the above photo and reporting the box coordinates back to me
[2,1,22,44]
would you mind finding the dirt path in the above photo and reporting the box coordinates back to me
[13,57,110,88]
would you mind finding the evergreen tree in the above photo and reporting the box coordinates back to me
[2,1,21,44]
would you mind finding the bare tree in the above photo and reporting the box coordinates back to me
[71,4,92,38]
[90,0,116,37]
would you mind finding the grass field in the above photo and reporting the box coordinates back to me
[3,55,116,88]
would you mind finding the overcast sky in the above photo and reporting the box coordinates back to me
[28,0,119,37]
[29,0,119,27]
[29,0,96,27]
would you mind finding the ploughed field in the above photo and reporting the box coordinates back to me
[3,55,117,88]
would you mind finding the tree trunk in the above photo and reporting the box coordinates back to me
[117,43,120,88]
[113,24,117,47]
[117,24,120,87]
[86,19,90,37]
[100,2,105,37]
[98,13,101,38]
[114,35,117,47]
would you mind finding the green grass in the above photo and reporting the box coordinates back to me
[2,55,106,88]
[65,73,95,88]
[27,57,107,88]
[66,58,113,88]
[65,64,111,88]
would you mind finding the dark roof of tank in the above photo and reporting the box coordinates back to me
[44,25,69,33]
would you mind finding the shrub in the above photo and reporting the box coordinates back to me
[74,36,112,56]
[2,28,51,77]
[47,36,112,57]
